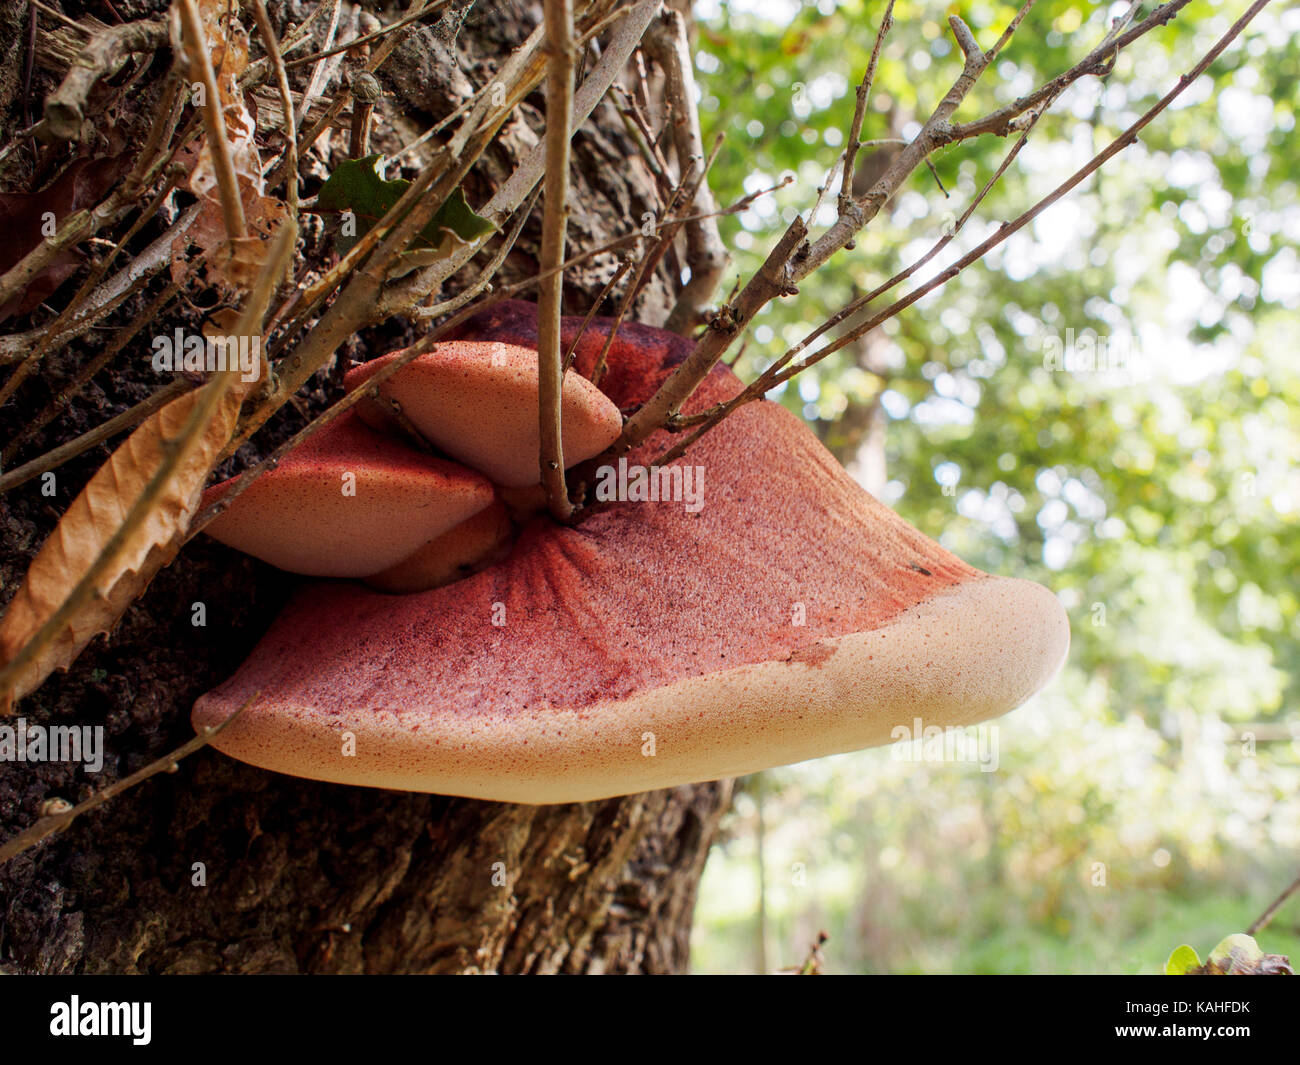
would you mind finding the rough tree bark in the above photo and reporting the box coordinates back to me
[0,0,733,974]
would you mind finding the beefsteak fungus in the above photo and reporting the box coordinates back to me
[199,412,495,578]
[193,300,1069,803]
[343,342,623,487]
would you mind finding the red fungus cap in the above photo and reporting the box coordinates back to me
[200,412,494,577]
[194,302,1068,803]
[364,498,513,594]
[343,342,623,488]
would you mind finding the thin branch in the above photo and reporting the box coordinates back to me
[0,203,199,367]
[650,0,1272,467]
[613,83,674,199]
[30,0,90,34]
[598,0,1201,467]
[946,0,1193,143]
[285,0,428,183]
[0,120,41,171]
[3,275,187,465]
[398,0,662,302]
[0,693,255,865]
[284,0,455,68]
[233,135,492,450]
[600,11,991,460]
[1248,870,1300,936]
[0,364,242,707]
[985,0,1038,63]
[0,168,181,418]
[0,380,195,495]
[448,20,548,159]
[177,0,247,243]
[839,0,894,216]
[42,17,166,139]
[0,224,294,708]
[564,254,635,372]
[240,0,341,87]
[349,73,380,157]
[645,9,730,334]
[252,0,300,216]
[538,0,577,523]
[189,314,473,541]
[414,184,542,319]
[588,156,703,387]
[762,107,1047,398]
[293,0,343,131]
[0,69,183,322]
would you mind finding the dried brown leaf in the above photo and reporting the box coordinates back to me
[0,373,250,710]
[173,0,288,290]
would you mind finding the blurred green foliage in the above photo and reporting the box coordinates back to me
[687,0,1300,974]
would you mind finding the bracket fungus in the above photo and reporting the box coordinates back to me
[344,341,624,488]
[199,412,495,578]
[193,300,1069,804]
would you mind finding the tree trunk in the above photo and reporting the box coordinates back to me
[0,0,732,974]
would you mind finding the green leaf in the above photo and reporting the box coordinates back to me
[315,155,495,256]
[1165,945,1200,975]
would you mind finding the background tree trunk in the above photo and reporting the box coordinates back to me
[0,0,733,974]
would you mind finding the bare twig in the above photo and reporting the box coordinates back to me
[284,0,455,68]
[402,0,662,301]
[838,0,894,218]
[0,168,181,418]
[0,120,41,171]
[348,72,381,158]
[538,0,577,523]
[414,184,542,319]
[985,0,1038,63]
[588,157,703,387]
[645,9,729,334]
[30,0,90,35]
[563,254,635,372]
[0,364,243,706]
[0,204,199,367]
[43,17,166,139]
[4,276,187,464]
[287,0,427,181]
[1248,870,1300,936]
[613,83,674,198]
[946,0,1193,143]
[189,314,467,540]
[234,134,496,449]
[650,0,1272,466]
[0,380,195,495]
[598,0,1200,466]
[177,0,247,243]
[252,0,300,215]
[0,223,293,707]
[448,21,548,158]
[0,693,255,865]
[294,0,342,131]
[0,79,180,323]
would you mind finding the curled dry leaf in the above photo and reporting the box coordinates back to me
[172,0,287,291]
[0,371,252,712]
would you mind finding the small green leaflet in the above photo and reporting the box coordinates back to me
[315,154,495,257]
[1164,944,1200,975]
